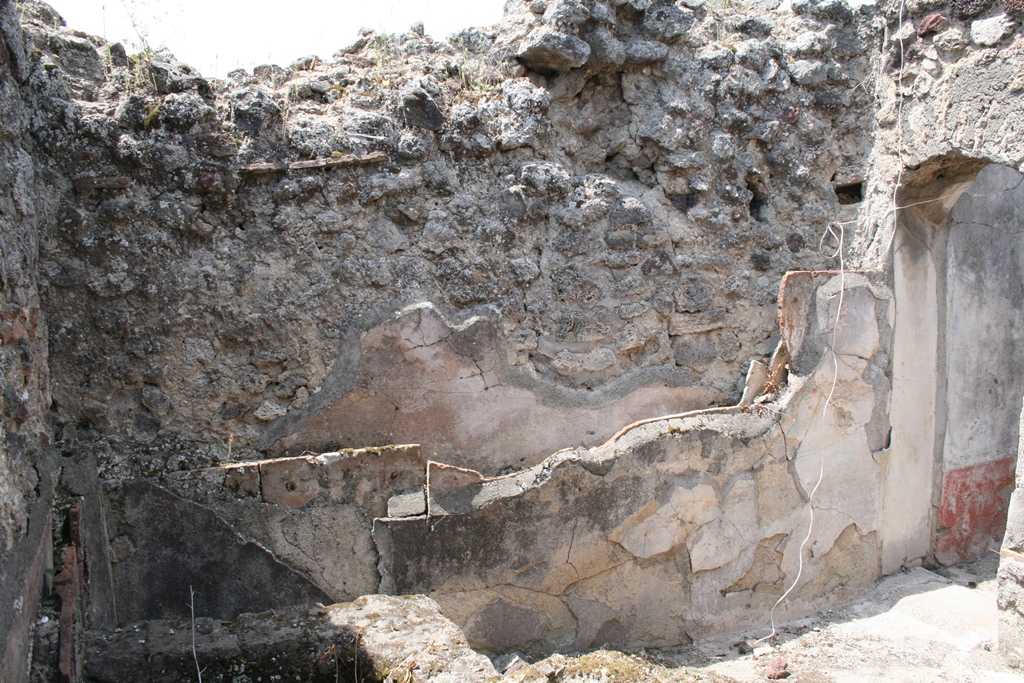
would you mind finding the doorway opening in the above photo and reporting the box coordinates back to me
[889,157,1024,569]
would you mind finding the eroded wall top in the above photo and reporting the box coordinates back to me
[20,0,886,473]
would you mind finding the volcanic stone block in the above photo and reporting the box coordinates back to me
[400,88,445,130]
[517,28,591,76]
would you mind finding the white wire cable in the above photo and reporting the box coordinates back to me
[750,0,916,649]
[755,0,910,645]
[753,223,845,647]
[756,443,825,645]
[820,223,846,415]
[883,0,909,257]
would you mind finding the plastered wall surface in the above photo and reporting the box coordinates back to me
[97,271,895,656]
[938,165,1024,563]
[270,303,726,473]
[2,0,1024,677]
[891,164,1024,569]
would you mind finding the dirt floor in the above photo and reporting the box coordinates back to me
[661,553,1024,682]
[510,554,1024,682]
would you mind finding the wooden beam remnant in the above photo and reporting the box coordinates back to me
[237,151,386,175]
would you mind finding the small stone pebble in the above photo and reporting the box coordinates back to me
[766,656,789,679]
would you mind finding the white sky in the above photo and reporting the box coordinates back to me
[47,0,507,79]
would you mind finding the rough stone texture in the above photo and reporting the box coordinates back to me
[971,13,1017,45]
[83,595,498,683]
[857,3,1024,266]
[517,28,592,75]
[333,595,499,682]
[0,2,59,680]
[505,649,734,682]
[20,0,875,479]
[1,0,1023,678]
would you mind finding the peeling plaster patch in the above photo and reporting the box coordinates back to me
[799,524,879,598]
[608,483,718,559]
[689,478,757,572]
[825,287,881,360]
[722,533,787,596]
[793,425,880,556]
[279,505,379,598]
[564,589,620,652]
[564,560,694,650]
[778,271,835,369]
[276,305,723,473]
[436,585,577,656]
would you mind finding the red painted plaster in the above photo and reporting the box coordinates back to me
[935,457,1016,565]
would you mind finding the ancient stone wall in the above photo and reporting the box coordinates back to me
[2,0,1024,676]
[92,270,894,657]
[26,0,879,476]
[856,0,1024,265]
[0,1,70,679]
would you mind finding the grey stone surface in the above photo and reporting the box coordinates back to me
[0,2,60,680]
[517,28,592,75]
[84,596,497,683]
[1,0,1023,677]
[401,86,445,130]
[5,0,881,480]
[103,478,332,623]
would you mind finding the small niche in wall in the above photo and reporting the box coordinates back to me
[834,181,864,205]
[745,174,768,221]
